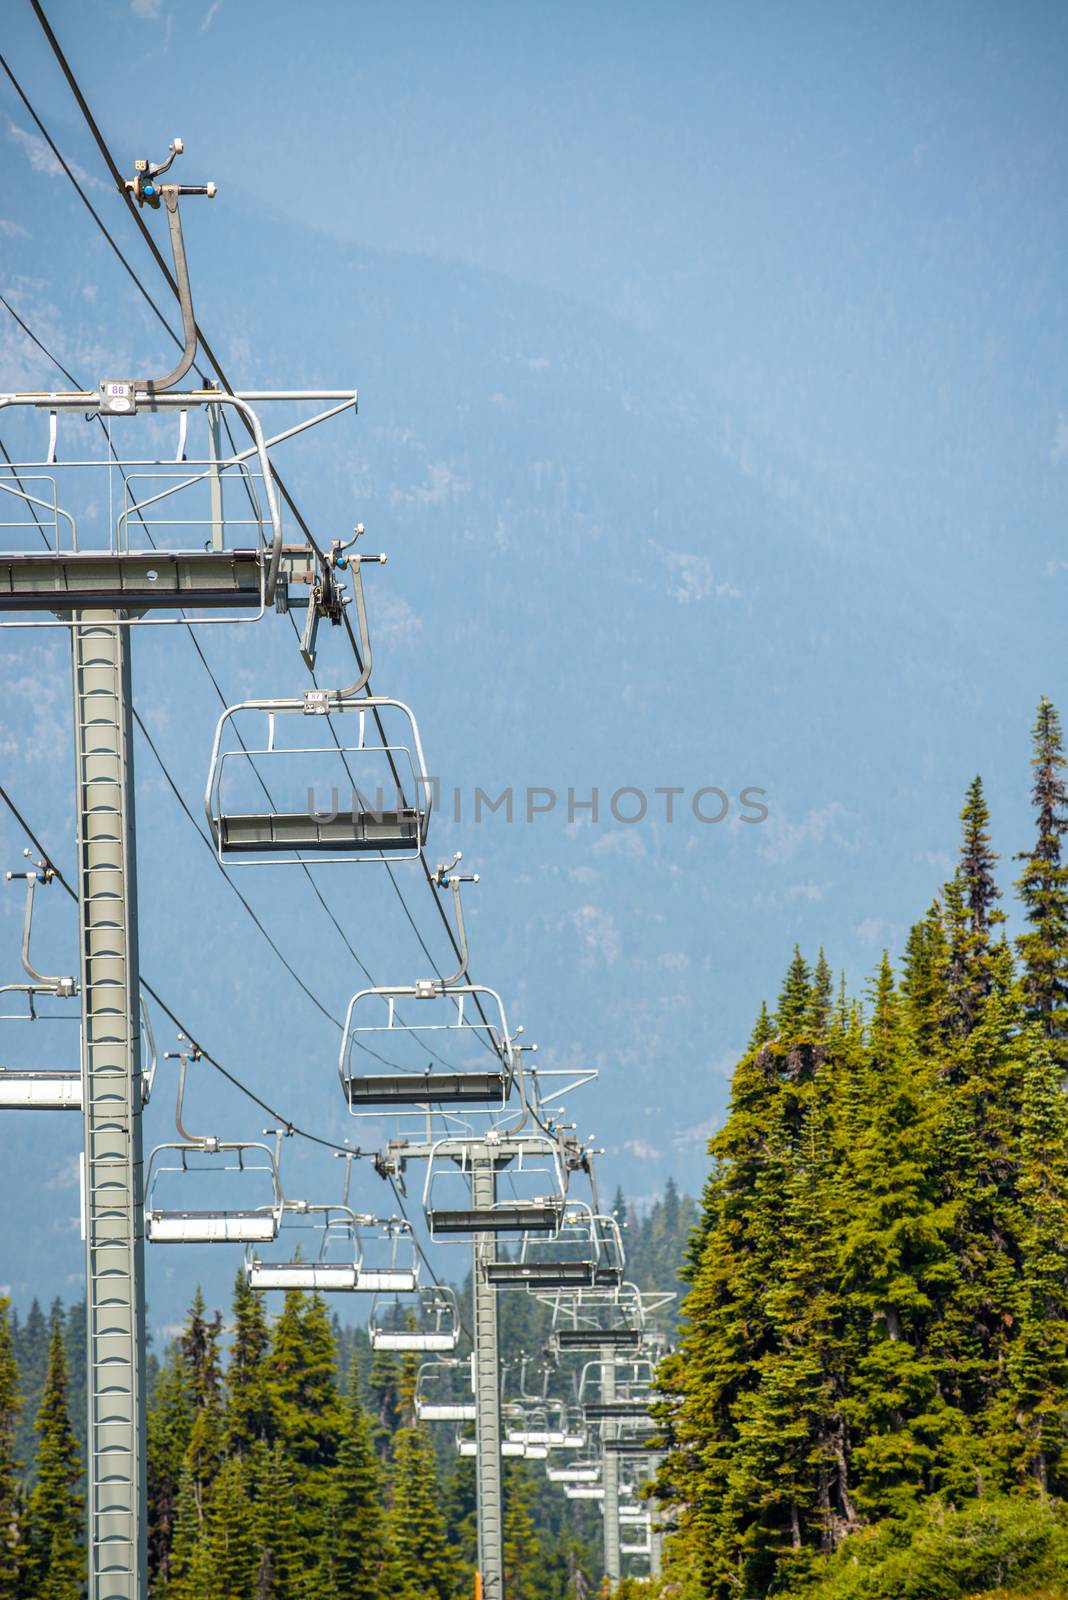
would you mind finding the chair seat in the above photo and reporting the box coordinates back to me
[219,809,421,854]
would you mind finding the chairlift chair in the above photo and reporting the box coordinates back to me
[456,1436,536,1459]
[144,1047,284,1244]
[354,1217,420,1292]
[205,692,432,866]
[0,862,79,1110]
[485,1203,621,1290]
[602,1433,662,1456]
[554,1328,642,1354]
[620,1519,653,1558]
[424,1133,567,1240]
[548,1461,601,1485]
[0,863,160,1110]
[368,1286,460,1352]
[146,1138,284,1244]
[342,865,518,1109]
[245,1204,360,1291]
[583,1396,653,1421]
[415,1358,477,1423]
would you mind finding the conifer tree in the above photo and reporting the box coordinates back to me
[901,900,948,1055]
[388,1424,456,1600]
[503,1462,544,1600]
[442,1454,478,1577]
[269,1290,345,1547]
[749,1000,775,1047]
[776,946,812,1038]
[225,1270,275,1459]
[166,1460,200,1600]
[26,1313,83,1599]
[204,1455,256,1600]
[181,1286,225,1508]
[366,1345,405,1458]
[807,949,834,1034]
[13,1298,48,1482]
[987,1032,1068,1494]
[250,1440,301,1599]
[0,1299,23,1600]
[315,1358,392,1599]
[146,1339,194,1586]
[867,952,898,1060]
[1016,697,1068,1062]
[946,778,1004,1032]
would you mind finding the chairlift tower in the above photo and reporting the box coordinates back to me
[601,1356,622,1590]
[0,141,358,1600]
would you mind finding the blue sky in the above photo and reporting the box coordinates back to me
[1,0,1066,1328]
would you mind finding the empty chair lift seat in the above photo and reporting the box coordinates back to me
[147,1208,279,1245]
[555,1329,642,1352]
[429,1201,563,1235]
[216,802,422,857]
[246,1260,357,1291]
[583,1398,653,1420]
[0,1069,81,1110]
[346,1070,509,1106]
[485,1258,596,1287]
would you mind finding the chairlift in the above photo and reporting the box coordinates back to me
[620,1519,653,1558]
[205,653,432,865]
[619,1506,651,1525]
[144,1047,284,1244]
[245,1204,360,1291]
[455,1436,537,1460]
[0,862,159,1111]
[565,1484,605,1501]
[415,1358,477,1423]
[355,1217,420,1292]
[368,1286,460,1352]
[603,1433,662,1456]
[548,1461,601,1485]
[342,861,518,1109]
[554,1329,642,1353]
[485,1204,623,1290]
[583,1396,653,1422]
[424,1133,567,1240]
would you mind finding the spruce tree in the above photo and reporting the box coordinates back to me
[13,1298,48,1483]
[366,1345,405,1458]
[947,777,1004,1032]
[26,1313,83,1600]
[901,900,948,1055]
[0,1299,24,1600]
[166,1460,200,1600]
[315,1358,392,1599]
[269,1290,345,1547]
[388,1425,456,1600]
[987,1031,1068,1495]
[204,1455,256,1600]
[225,1270,275,1459]
[503,1462,543,1599]
[181,1286,225,1512]
[807,949,834,1034]
[749,1000,775,1047]
[249,1440,301,1599]
[146,1339,194,1586]
[776,946,812,1039]
[1016,696,1068,1062]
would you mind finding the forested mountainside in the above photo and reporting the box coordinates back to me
[647,700,1068,1600]
[0,1185,693,1597]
